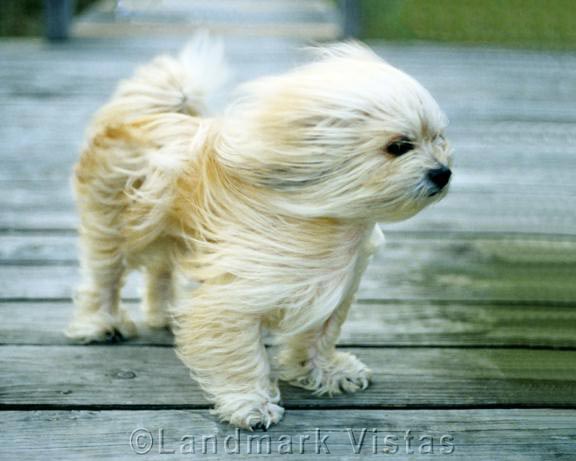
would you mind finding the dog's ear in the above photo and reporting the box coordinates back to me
[216,108,359,192]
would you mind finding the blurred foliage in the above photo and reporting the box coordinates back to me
[0,0,97,36]
[360,0,576,49]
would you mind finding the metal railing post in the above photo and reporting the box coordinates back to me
[339,0,361,38]
[44,0,75,41]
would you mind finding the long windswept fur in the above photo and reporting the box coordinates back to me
[91,31,228,130]
[67,33,227,341]
[67,37,452,429]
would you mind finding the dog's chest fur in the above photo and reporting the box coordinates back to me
[258,224,384,335]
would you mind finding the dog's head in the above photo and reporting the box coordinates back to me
[217,43,453,222]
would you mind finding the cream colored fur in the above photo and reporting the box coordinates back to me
[66,35,452,429]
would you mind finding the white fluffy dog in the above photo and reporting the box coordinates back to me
[66,35,452,429]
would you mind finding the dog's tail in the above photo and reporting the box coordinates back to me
[98,32,229,125]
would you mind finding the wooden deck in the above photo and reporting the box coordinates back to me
[1,1,576,459]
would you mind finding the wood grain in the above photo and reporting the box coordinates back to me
[3,300,576,348]
[2,14,576,460]
[3,184,576,234]
[2,345,575,407]
[1,235,574,303]
[1,409,574,460]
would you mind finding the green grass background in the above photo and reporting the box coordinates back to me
[360,0,576,49]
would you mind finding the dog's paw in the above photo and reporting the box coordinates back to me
[66,308,137,344]
[215,396,285,430]
[284,351,372,396]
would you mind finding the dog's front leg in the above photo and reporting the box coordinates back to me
[278,225,383,395]
[278,295,372,396]
[174,286,283,429]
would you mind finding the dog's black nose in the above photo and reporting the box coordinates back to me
[427,166,452,189]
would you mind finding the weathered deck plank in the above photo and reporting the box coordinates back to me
[3,183,576,234]
[2,3,576,457]
[2,345,576,408]
[3,232,576,265]
[73,0,340,40]
[2,41,575,109]
[1,409,574,460]
[1,235,575,303]
[4,192,576,234]
[3,300,576,348]
[1,409,575,460]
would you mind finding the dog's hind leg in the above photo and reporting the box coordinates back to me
[66,234,136,343]
[141,267,173,329]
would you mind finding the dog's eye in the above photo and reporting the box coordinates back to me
[385,138,415,157]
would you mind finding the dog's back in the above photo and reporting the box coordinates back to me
[90,32,228,133]
[73,33,227,265]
